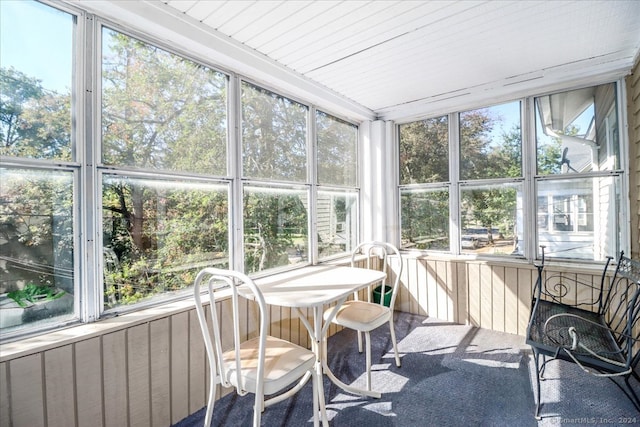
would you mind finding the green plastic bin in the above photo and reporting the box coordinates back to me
[373,285,392,307]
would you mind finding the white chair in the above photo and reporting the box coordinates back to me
[194,268,325,427]
[323,241,403,391]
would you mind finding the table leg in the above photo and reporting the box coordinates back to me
[321,334,381,399]
[313,306,329,427]
[300,301,382,400]
[296,307,329,427]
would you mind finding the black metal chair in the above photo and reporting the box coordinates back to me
[526,248,640,419]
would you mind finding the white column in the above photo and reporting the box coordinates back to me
[361,120,397,244]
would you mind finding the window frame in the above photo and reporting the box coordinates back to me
[397,82,629,263]
[0,0,83,339]
[0,3,362,339]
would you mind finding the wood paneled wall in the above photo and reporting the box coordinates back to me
[396,255,536,336]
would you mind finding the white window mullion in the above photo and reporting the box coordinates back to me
[82,13,101,322]
[523,97,537,261]
[384,120,399,246]
[309,107,318,264]
[231,75,244,273]
[449,112,460,254]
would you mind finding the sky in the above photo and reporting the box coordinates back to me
[1,0,73,94]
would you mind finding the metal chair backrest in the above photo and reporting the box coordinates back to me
[604,254,640,369]
[350,241,403,308]
[193,268,268,416]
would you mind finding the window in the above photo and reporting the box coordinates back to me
[316,111,358,258]
[241,83,309,272]
[459,101,522,255]
[400,85,625,262]
[0,1,76,335]
[243,185,308,273]
[399,101,524,256]
[535,83,622,260]
[399,116,449,250]
[460,183,522,256]
[0,1,73,161]
[101,28,228,175]
[0,168,76,329]
[0,1,360,338]
[400,188,449,250]
[100,28,230,311]
[102,176,229,308]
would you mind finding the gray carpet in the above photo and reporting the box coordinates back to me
[173,312,640,426]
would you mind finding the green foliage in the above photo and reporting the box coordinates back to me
[101,30,227,174]
[7,283,65,308]
[537,137,562,175]
[241,82,308,182]
[0,66,71,160]
[243,191,307,273]
[399,116,449,184]
[485,125,522,178]
[98,30,233,307]
[316,111,357,186]
[400,190,449,249]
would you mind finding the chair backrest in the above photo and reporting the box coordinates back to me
[350,241,403,308]
[604,253,640,368]
[193,267,268,396]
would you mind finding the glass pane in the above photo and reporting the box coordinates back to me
[0,1,73,160]
[243,185,308,273]
[101,28,228,175]
[399,116,449,184]
[0,168,75,332]
[241,82,308,182]
[317,189,358,259]
[460,183,522,256]
[536,83,619,175]
[102,175,229,309]
[316,111,357,186]
[460,101,521,180]
[400,188,449,250]
[537,177,619,261]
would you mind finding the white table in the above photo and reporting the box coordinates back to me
[253,264,387,425]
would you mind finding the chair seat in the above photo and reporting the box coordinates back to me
[325,300,391,332]
[222,335,316,396]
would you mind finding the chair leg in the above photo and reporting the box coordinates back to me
[389,318,401,367]
[312,370,319,427]
[532,349,543,420]
[365,331,372,391]
[319,338,329,427]
[357,330,363,353]
[204,364,216,427]
[253,392,263,427]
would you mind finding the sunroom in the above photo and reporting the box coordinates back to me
[1,1,639,426]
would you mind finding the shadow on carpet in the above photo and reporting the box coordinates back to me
[173,312,639,426]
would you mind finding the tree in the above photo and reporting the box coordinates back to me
[100,30,230,305]
[0,67,74,295]
[243,190,307,273]
[463,124,522,239]
[399,116,449,184]
[0,66,71,160]
[316,111,357,186]
[241,82,307,181]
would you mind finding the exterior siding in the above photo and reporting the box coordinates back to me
[627,57,640,259]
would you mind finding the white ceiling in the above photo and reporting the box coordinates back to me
[81,0,640,122]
